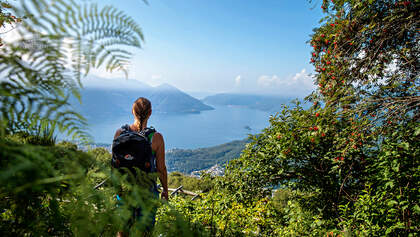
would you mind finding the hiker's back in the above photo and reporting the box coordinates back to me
[111,124,157,177]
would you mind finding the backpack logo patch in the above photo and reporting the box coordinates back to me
[124,154,134,161]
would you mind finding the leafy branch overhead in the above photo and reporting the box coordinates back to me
[0,0,144,140]
[310,0,419,122]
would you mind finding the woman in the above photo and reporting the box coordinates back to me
[114,97,168,236]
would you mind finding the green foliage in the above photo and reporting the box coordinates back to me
[56,140,78,151]
[221,103,371,220]
[0,0,144,141]
[5,116,58,146]
[163,188,331,237]
[0,137,177,236]
[168,172,213,192]
[0,138,94,235]
[86,147,112,185]
[311,0,419,124]
[339,121,420,236]
[155,202,209,237]
[0,135,196,235]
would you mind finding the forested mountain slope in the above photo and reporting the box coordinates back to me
[202,93,294,112]
[166,139,248,174]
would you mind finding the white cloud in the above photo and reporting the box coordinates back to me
[291,68,314,87]
[257,75,281,87]
[256,69,315,96]
[234,75,243,87]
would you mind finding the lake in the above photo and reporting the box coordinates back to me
[85,105,274,149]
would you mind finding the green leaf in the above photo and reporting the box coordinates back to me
[387,200,398,207]
[1,2,12,8]
[414,204,420,215]
[414,127,420,136]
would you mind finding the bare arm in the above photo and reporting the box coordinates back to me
[152,132,168,200]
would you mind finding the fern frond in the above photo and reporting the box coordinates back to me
[1,0,144,142]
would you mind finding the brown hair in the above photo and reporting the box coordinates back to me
[132,97,151,132]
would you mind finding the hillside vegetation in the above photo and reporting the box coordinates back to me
[166,139,248,174]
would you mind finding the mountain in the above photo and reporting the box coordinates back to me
[202,93,295,112]
[71,78,214,119]
[148,83,214,113]
[165,139,249,174]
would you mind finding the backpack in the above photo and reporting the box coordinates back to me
[111,125,156,176]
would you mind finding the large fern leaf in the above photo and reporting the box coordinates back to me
[0,0,144,141]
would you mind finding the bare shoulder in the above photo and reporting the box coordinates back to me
[152,131,164,151]
[153,132,164,143]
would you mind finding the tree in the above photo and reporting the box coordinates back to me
[216,0,419,235]
[311,0,419,125]
[309,2,419,233]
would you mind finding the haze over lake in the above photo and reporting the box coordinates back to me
[71,78,295,149]
[87,104,273,149]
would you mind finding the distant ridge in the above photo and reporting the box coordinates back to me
[72,76,214,118]
[154,83,178,91]
[149,83,213,113]
[202,93,295,112]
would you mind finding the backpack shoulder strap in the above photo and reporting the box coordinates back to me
[120,124,131,134]
[141,127,156,143]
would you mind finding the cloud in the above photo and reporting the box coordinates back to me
[257,75,281,87]
[234,75,243,87]
[256,69,315,96]
[291,68,314,87]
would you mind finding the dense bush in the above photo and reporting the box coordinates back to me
[0,136,180,236]
[0,137,118,235]
[167,172,214,192]
[339,121,419,235]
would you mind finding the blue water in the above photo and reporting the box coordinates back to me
[86,105,273,149]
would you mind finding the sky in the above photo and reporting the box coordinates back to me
[79,1,324,96]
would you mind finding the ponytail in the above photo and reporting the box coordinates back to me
[132,97,151,132]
